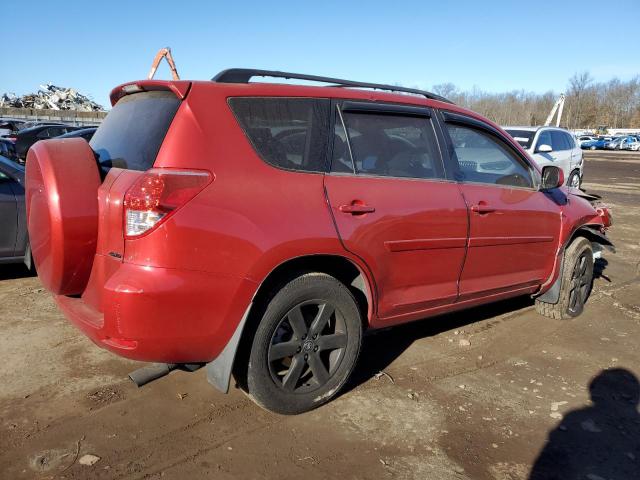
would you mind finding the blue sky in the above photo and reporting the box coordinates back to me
[4,0,639,108]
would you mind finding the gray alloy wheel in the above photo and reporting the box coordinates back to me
[535,237,594,320]
[566,248,593,316]
[246,272,362,414]
[267,300,348,393]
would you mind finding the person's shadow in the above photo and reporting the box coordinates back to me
[529,368,640,479]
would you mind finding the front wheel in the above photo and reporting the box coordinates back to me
[590,146,596,150]
[246,273,362,414]
[536,237,594,320]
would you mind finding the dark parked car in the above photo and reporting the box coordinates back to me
[0,156,30,268]
[581,138,608,150]
[57,127,98,141]
[15,124,81,160]
[0,138,17,160]
[0,119,26,137]
[17,121,65,131]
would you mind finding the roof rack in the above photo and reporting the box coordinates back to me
[212,68,453,104]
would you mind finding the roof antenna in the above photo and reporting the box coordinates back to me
[148,47,180,81]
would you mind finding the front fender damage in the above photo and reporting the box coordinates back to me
[535,225,614,305]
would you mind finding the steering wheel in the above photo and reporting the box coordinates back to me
[496,173,531,188]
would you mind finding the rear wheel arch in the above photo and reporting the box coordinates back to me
[250,254,374,326]
[207,254,374,394]
[567,169,582,188]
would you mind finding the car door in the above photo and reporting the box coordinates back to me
[550,130,573,178]
[324,101,469,323]
[0,169,18,257]
[566,131,583,173]
[439,112,561,301]
[531,130,554,170]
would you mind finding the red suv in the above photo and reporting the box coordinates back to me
[26,69,613,414]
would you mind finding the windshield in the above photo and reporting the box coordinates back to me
[504,129,535,149]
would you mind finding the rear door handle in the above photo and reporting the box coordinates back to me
[339,203,375,214]
[471,203,495,214]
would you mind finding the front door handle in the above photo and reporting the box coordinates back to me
[339,203,375,214]
[471,203,495,214]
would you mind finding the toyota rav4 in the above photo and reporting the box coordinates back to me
[25,69,613,414]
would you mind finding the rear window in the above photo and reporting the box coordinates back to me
[229,97,330,172]
[90,91,180,172]
[504,129,535,149]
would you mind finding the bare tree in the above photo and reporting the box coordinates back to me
[567,71,593,129]
[427,73,639,130]
[432,83,459,99]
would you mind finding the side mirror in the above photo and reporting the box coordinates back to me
[537,144,552,153]
[540,166,564,190]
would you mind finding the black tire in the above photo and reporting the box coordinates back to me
[590,146,596,150]
[567,170,582,189]
[246,272,362,414]
[535,237,593,320]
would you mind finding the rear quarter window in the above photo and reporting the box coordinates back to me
[90,91,180,172]
[229,97,330,172]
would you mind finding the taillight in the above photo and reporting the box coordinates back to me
[124,169,211,238]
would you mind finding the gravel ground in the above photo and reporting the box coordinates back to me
[0,150,638,480]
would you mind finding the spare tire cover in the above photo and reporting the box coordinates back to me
[26,138,101,295]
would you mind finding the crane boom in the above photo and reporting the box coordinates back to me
[148,47,180,81]
[544,94,566,127]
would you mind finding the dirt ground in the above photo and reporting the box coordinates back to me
[1,150,639,480]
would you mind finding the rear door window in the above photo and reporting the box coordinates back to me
[551,131,569,151]
[90,91,181,172]
[229,97,330,172]
[333,108,443,179]
[565,133,576,149]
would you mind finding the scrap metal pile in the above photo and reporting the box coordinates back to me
[0,84,104,111]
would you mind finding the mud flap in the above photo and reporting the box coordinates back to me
[536,255,564,304]
[206,303,252,393]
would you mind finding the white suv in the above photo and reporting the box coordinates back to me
[503,126,584,188]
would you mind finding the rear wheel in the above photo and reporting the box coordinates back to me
[536,237,593,319]
[567,170,582,189]
[590,146,596,150]
[246,273,362,414]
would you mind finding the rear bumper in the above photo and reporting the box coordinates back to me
[56,260,257,363]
